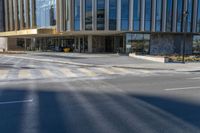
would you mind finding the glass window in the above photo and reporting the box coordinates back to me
[74,0,80,31]
[85,0,93,30]
[109,0,117,30]
[197,0,200,32]
[177,0,183,32]
[121,0,129,31]
[35,0,56,28]
[166,0,173,32]
[155,0,162,32]
[187,0,193,32]
[145,0,151,31]
[133,0,140,31]
[97,0,105,30]
[0,0,4,31]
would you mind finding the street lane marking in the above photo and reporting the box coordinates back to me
[96,68,115,75]
[60,68,78,77]
[111,67,135,74]
[18,70,32,79]
[164,86,200,91]
[40,70,55,78]
[78,68,97,77]
[0,99,33,105]
[189,77,200,80]
[0,70,9,80]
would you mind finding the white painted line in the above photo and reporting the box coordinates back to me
[60,68,78,77]
[18,70,32,79]
[164,86,200,91]
[189,77,200,80]
[40,69,55,78]
[0,99,33,105]
[78,68,97,77]
[96,68,115,75]
[0,70,9,80]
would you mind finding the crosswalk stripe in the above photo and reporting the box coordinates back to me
[78,68,97,77]
[0,70,9,80]
[60,68,78,77]
[111,67,131,74]
[40,70,55,78]
[18,70,32,79]
[96,68,115,75]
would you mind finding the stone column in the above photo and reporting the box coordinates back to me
[151,0,156,32]
[117,0,121,31]
[0,37,8,52]
[129,0,133,31]
[88,35,93,53]
[4,0,9,31]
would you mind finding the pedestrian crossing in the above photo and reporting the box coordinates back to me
[0,67,156,81]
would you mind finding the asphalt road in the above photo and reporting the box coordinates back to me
[0,54,200,133]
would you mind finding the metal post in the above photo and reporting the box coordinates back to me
[182,10,189,64]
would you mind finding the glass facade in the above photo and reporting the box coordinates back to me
[74,0,80,31]
[97,0,105,30]
[155,0,162,32]
[133,0,140,31]
[35,0,56,28]
[197,0,200,32]
[2,0,200,33]
[145,0,151,31]
[121,0,129,31]
[177,0,183,32]
[109,0,117,30]
[187,0,193,32]
[166,0,173,32]
[85,0,93,30]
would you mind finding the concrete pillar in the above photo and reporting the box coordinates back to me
[172,0,177,32]
[88,35,93,53]
[31,0,36,28]
[192,0,198,33]
[151,0,156,32]
[20,0,24,30]
[140,0,145,31]
[25,0,30,29]
[56,0,60,32]
[150,34,193,55]
[105,0,109,30]
[13,0,19,30]
[8,0,14,31]
[0,37,8,52]
[4,0,9,31]
[129,0,133,31]
[161,0,167,32]
[117,0,121,31]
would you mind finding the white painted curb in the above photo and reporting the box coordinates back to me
[129,53,166,63]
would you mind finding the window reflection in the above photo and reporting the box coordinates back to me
[121,0,129,31]
[85,0,93,30]
[177,0,183,32]
[145,0,151,31]
[97,0,105,30]
[133,0,140,31]
[197,0,200,32]
[187,0,193,32]
[74,0,80,31]
[109,0,117,30]
[155,0,162,32]
[35,0,56,28]
[166,0,173,32]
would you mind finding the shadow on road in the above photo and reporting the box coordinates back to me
[0,87,199,133]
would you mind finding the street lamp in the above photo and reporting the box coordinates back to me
[182,10,189,63]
